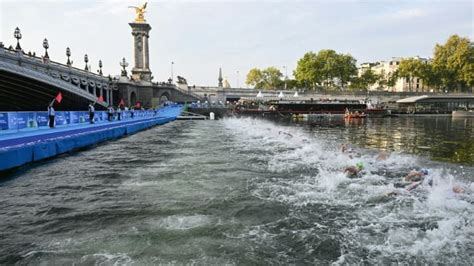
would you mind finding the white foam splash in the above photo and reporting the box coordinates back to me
[223,117,474,262]
[150,214,213,230]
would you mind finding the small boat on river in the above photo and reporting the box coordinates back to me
[452,110,474,117]
[233,98,387,118]
[344,113,367,119]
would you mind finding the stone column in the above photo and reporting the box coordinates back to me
[129,22,152,82]
[110,89,114,106]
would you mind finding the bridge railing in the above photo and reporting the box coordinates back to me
[0,46,109,82]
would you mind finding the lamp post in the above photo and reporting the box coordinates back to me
[42,38,49,60]
[98,60,103,75]
[14,27,22,51]
[66,47,72,66]
[236,70,240,88]
[84,54,89,71]
[171,61,174,82]
[120,57,129,76]
[283,66,288,90]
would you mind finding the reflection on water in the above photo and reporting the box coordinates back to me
[295,116,474,165]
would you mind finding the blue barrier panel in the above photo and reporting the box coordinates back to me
[0,145,34,170]
[0,106,183,171]
[55,137,76,154]
[74,133,97,149]
[33,141,57,161]
[0,113,8,130]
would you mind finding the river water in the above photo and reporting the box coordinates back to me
[0,117,473,264]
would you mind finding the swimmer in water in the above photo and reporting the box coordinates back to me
[344,162,364,178]
[340,143,353,153]
[403,169,429,182]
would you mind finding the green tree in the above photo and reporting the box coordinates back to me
[397,58,424,92]
[294,52,321,89]
[335,54,358,89]
[432,35,474,92]
[350,69,379,91]
[318,49,339,87]
[284,79,301,90]
[295,50,357,90]
[245,67,283,89]
[246,68,264,88]
[262,67,284,89]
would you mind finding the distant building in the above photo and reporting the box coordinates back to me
[359,56,431,92]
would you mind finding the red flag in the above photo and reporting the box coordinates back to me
[98,95,104,103]
[119,99,125,106]
[55,92,63,103]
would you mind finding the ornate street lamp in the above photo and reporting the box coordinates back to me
[84,54,89,71]
[120,57,129,76]
[98,60,103,75]
[66,47,72,66]
[14,27,22,50]
[42,38,49,60]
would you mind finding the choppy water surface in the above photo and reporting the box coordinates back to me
[0,117,473,264]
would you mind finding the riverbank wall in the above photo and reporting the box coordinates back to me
[0,105,182,172]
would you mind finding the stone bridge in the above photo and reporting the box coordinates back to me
[0,46,202,111]
[191,87,471,104]
[0,46,112,111]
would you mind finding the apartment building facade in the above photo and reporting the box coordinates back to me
[359,56,431,92]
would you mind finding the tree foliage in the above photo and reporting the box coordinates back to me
[350,69,379,91]
[246,68,264,88]
[432,35,474,92]
[294,50,357,90]
[245,67,283,89]
[397,58,425,91]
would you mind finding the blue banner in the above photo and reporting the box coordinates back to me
[0,112,8,130]
[69,111,80,124]
[55,112,68,126]
[36,112,49,127]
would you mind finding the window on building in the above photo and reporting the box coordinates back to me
[416,84,419,89]
[396,62,400,65]
[406,77,409,82]
[417,78,420,83]
[389,62,393,65]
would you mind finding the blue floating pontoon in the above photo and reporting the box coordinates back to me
[0,105,182,171]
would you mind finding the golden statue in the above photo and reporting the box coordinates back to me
[129,2,147,23]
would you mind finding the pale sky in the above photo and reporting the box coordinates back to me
[1,0,473,87]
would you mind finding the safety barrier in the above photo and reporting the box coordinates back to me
[0,109,166,131]
[0,105,182,171]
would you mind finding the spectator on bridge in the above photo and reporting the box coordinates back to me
[88,102,95,124]
[47,103,55,128]
[117,106,122,120]
[130,107,135,119]
[107,106,114,121]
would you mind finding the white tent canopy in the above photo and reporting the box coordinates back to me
[278,91,284,98]
[293,91,299,97]
[256,91,263,98]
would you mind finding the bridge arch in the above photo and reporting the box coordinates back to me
[159,92,171,105]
